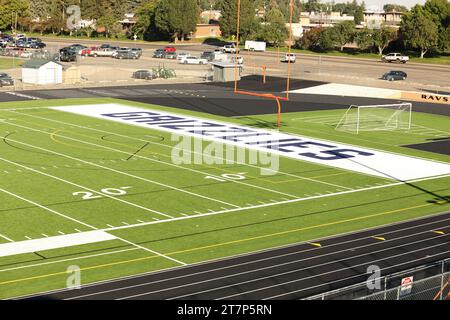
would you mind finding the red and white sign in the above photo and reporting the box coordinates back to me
[400,276,414,296]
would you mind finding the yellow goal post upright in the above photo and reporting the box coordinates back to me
[233,0,297,128]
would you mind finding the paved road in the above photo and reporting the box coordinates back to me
[26,211,450,300]
[37,37,450,91]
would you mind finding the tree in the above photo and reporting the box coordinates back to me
[298,27,326,50]
[329,20,356,51]
[0,0,29,31]
[260,3,288,46]
[372,26,397,55]
[155,0,199,42]
[401,6,439,58]
[354,27,373,51]
[217,0,258,41]
[132,0,159,40]
[97,8,118,37]
[383,4,408,12]
[423,0,450,52]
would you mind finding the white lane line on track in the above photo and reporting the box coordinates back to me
[166,232,450,300]
[264,248,450,300]
[7,109,354,191]
[11,211,450,300]
[170,239,450,301]
[3,121,241,209]
[65,222,450,300]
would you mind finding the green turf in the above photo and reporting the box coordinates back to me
[0,98,448,299]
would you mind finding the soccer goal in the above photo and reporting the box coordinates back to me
[335,103,412,134]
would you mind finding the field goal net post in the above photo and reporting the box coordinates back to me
[335,103,412,134]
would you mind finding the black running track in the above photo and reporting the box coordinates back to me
[27,212,450,300]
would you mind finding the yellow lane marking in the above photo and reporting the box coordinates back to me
[372,236,386,241]
[308,242,322,247]
[433,230,445,235]
[0,202,439,286]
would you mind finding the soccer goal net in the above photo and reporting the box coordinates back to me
[335,103,412,134]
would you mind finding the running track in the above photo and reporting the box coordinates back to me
[27,211,450,300]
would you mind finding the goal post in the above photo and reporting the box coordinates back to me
[335,103,412,134]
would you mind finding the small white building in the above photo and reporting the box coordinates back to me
[21,60,63,85]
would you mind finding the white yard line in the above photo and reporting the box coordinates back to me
[114,236,186,266]
[3,121,240,209]
[0,156,174,219]
[95,172,449,233]
[0,233,13,242]
[8,109,354,190]
[0,187,97,230]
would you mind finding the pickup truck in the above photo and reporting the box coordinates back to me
[221,45,239,54]
[381,53,409,64]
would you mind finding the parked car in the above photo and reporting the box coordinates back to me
[130,48,142,58]
[164,52,177,59]
[153,49,165,58]
[281,53,296,63]
[112,47,130,58]
[59,49,77,62]
[176,52,191,60]
[381,70,407,81]
[164,46,176,53]
[114,49,139,59]
[80,47,95,56]
[100,44,111,49]
[91,47,116,57]
[69,44,88,54]
[0,73,14,87]
[132,70,155,80]
[221,44,239,53]
[28,42,46,49]
[180,56,208,65]
[382,53,409,64]
[201,51,215,62]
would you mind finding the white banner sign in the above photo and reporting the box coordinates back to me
[51,104,450,181]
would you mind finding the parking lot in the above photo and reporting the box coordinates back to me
[0,36,449,92]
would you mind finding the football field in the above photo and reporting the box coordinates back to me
[0,97,449,299]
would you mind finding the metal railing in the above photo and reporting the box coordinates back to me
[305,258,450,300]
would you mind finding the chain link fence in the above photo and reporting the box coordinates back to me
[306,258,450,300]
[359,271,450,300]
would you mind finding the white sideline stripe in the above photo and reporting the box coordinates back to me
[4,121,240,209]
[0,231,116,258]
[289,83,401,99]
[8,109,354,190]
[0,187,97,230]
[0,156,173,219]
[98,172,450,234]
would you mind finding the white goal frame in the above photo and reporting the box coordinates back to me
[335,103,412,134]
